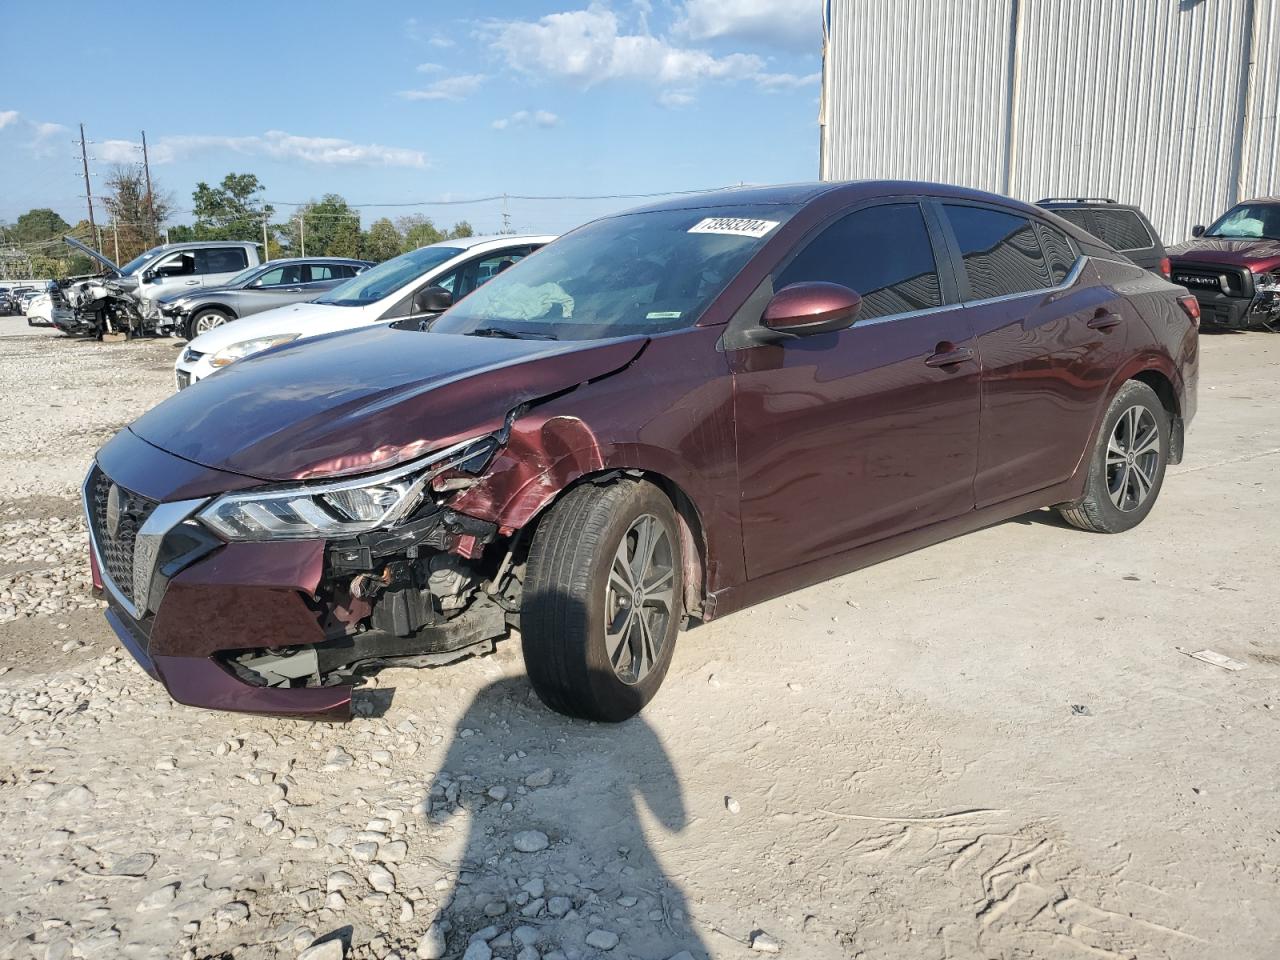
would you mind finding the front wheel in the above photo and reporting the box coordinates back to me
[1058,380,1170,533]
[184,309,231,341]
[521,479,683,722]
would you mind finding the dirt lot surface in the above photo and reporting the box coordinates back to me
[1,316,1277,960]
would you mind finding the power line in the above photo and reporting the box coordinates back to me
[263,185,742,208]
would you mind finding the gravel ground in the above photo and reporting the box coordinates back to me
[1,317,1277,960]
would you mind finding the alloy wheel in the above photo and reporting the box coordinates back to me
[194,312,228,335]
[604,514,675,684]
[1106,405,1160,512]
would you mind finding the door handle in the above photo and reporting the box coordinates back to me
[925,345,976,368]
[1087,310,1122,330]
[184,279,199,285]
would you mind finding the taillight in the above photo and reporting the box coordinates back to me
[1177,294,1200,326]
[1159,256,1172,280]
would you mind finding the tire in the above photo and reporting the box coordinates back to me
[521,479,683,722]
[184,309,231,341]
[1058,380,1170,533]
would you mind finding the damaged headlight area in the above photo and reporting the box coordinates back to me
[209,434,519,694]
[198,435,499,540]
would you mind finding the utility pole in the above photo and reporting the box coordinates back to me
[262,214,270,262]
[76,122,97,242]
[299,213,306,257]
[140,130,157,244]
[112,222,120,264]
[501,193,512,234]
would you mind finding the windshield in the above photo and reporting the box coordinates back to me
[118,245,165,276]
[314,245,463,306]
[1206,203,1280,241]
[432,205,797,340]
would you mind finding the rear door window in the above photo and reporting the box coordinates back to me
[776,202,943,320]
[943,205,1052,300]
[1087,209,1153,251]
[1035,223,1077,284]
[305,264,336,282]
[199,247,250,275]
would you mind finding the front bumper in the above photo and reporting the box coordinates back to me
[84,429,354,720]
[173,349,215,390]
[1187,289,1280,329]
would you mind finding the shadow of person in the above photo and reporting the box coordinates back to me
[417,675,708,959]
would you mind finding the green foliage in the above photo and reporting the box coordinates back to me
[12,208,71,243]
[449,220,474,239]
[396,214,444,251]
[192,172,273,244]
[282,194,360,257]
[361,218,403,262]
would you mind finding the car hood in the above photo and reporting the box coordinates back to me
[132,325,648,482]
[63,235,119,273]
[185,302,359,353]
[1168,237,1280,273]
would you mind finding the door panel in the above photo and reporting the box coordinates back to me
[732,311,980,579]
[937,202,1130,505]
[968,275,1132,505]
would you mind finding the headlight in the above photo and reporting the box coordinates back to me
[196,435,499,541]
[1256,272,1280,294]
[210,333,300,367]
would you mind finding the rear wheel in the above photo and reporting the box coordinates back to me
[1058,380,1169,533]
[521,479,683,722]
[185,309,231,341]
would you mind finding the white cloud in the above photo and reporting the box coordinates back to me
[397,73,487,101]
[415,62,445,73]
[489,6,763,88]
[406,17,455,48]
[657,90,695,108]
[754,70,821,91]
[674,0,818,52]
[99,130,427,168]
[0,110,18,130]
[492,109,561,130]
[486,5,816,95]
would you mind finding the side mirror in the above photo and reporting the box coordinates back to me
[1191,224,1206,238]
[761,281,862,337]
[413,285,453,315]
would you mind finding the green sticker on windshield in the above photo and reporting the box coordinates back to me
[646,311,682,319]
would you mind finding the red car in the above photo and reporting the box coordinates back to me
[84,181,1199,723]
[1168,197,1280,330]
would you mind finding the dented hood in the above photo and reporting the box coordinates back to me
[129,325,647,481]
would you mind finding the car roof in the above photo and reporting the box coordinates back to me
[621,180,1054,219]
[421,234,553,250]
[257,257,371,266]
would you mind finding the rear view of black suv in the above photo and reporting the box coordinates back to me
[1037,198,1170,279]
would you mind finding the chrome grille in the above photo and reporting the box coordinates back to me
[87,466,158,605]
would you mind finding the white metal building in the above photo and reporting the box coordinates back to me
[819,0,1280,244]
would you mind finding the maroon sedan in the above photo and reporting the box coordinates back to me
[84,181,1200,722]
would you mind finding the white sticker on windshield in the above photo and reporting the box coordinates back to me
[688,217,779,239]
[646,311,682,319]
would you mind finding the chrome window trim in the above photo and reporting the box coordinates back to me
[82,466,207,620]
[852,256,1086,328]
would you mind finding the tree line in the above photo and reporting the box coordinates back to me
[1,170,475,279]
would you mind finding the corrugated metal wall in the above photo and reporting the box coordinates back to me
[821,0,1280,243]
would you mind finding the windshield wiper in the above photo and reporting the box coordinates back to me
[467,326,558,341]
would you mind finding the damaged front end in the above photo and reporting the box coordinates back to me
[203,431,528,709]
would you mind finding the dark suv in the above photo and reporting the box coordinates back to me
[1036,198,1170,278]
[84,181,1200,723]
[1167,198,1280,330]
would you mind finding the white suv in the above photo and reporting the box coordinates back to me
[174,234,553,389]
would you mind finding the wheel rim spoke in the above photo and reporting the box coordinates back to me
[603,512,674,685]
[1106,405,1161,512]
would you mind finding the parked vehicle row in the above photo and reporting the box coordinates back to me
[84,180,1199,725]
[175,235,549,387]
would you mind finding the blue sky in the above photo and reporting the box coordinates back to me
[0,1,822,237]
